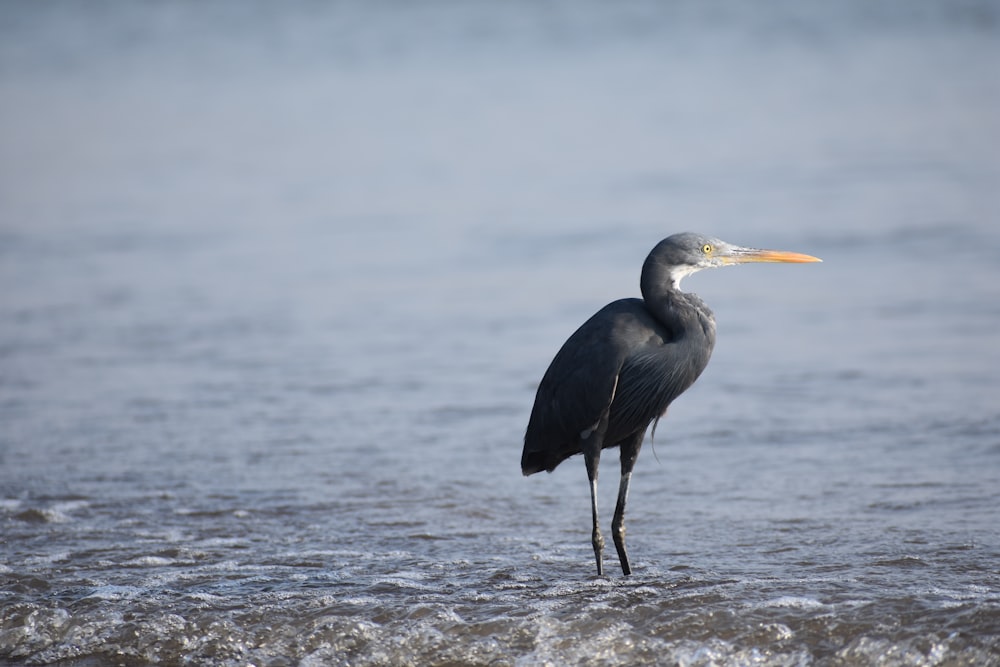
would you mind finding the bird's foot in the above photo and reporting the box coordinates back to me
[592,529,605,576]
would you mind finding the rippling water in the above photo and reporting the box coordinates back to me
[2,2,999,665]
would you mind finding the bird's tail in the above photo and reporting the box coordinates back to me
[520,449,548,476]
[521,439,579,476]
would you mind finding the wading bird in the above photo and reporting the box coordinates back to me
[522,232,820,576]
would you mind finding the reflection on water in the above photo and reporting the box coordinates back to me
[2,1,999,665]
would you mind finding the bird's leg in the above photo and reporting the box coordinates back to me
[582,423,608,576]
[584,446,604,576]
[612,433,643,576]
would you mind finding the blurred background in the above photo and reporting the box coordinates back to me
[1,2,999,665]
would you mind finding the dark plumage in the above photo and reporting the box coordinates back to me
[522,232,820,575]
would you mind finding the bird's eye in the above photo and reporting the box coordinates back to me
[702,244,713,254]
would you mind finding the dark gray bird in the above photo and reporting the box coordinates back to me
[522,232,821,576]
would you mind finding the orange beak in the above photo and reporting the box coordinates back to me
[722,247,823,265]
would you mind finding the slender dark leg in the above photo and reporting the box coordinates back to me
[584,444,604,576]
[582,421,608,576]
[612,432,644,576]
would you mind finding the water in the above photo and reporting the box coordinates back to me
[2,2,999,665]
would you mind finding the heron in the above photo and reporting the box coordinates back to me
[521,232,821,576]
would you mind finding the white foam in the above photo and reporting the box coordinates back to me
[51,499,90,513]
[122,555,175,567]
[757,595,825,610]
[0,498,23,511]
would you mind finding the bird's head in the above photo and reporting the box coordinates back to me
[643,232,822,290]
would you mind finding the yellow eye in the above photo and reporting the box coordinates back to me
[702,244,713,254]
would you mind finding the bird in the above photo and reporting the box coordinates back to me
[522,232,821,576]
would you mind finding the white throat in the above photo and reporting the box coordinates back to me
[669,264,702,290]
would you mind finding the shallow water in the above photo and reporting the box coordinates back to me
[2,2,1000,665]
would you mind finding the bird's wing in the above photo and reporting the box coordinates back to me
[610,330,708,438]
[522,303,633,473]
[536,323,626,438]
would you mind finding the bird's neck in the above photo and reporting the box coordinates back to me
[640,257,703,294]
[640,274,715,339]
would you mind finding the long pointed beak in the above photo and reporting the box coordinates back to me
[722,246,822,265]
